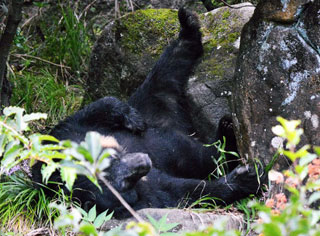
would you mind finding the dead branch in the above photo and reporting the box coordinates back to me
[98,173,144,222]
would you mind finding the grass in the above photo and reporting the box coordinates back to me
[234,198,256,235]
[205,137,240,180]
[10,69,84,129]
[37,2,91,76]
[0,172,58,234]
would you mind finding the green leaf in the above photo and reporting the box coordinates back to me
[308,192,320,205]
[314,146,320,156]
[61,166,77,191]
[295,145,310,158]
[41,150,66,161]
[12,108,27,132]
[3,107,25,117]
[2,142,22,169]
[147,214,159,230]
[85,131,102,162]
[299,153,317,166]
[23,113,47,122]
[77,206,88,219]
[93,209,110,228]
[147,214,179,233]
[295,165,308,180]
[79,224,98,236]
[38,134,60,143]
[60,160,92,176]
[41,162,58,184]
[0,134,7,156]
[61,140,72,148]
[105,211,114,222]
[86,175,102,192]
[310,210,320,226]
[161,232,179,236]
[40,144,65,152]
[87,205,97,222]
[263,223,282,236]
[97,149,112,171]
[282,150,297,162]
[159,222,179,232]
[64,149,85,162]
[76,146,93,163]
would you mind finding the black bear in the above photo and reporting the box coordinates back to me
[33,8,264,218]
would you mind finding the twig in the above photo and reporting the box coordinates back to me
[114,0,121,19]
[125,0,134,12]
[79,0,98,20]
[129,0,134,12]
[219,0,254,9]
[98,173,144,222]
[12,54,71,69]
[201,0,254,11]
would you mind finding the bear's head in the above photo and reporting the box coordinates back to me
[73,136,152,213]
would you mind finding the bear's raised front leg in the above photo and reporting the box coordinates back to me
[128,8,203,132]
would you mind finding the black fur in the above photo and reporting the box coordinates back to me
[32,8,263,218]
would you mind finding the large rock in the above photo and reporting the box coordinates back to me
[187,3,255,142]
[88,9,180,100]
[231,0,320,167]
[101,208,244,233]
[87,4,255,141]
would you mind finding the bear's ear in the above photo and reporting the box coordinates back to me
[100,136,122,151]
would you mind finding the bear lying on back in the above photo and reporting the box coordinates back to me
[32,8,264,218]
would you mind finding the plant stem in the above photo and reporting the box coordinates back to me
[97,173,144,222]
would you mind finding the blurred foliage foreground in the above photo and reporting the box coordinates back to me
[1,0,320,235]
[0,107,319,235]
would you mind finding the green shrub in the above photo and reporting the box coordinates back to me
[250,117,320,236]
[1,106,319,236]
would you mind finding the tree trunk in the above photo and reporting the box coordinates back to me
[0,0,23,111]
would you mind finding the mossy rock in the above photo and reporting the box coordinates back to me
[197,3,255,81]
[87,9,180,101]
[87,4,254,102]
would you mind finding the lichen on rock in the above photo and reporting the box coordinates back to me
[232,0,320,167]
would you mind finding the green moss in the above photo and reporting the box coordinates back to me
[206,59,225,77]
[222,9,231,19]
[228,32,240,43]
[198,56,233,79]
[115,9,180,57]
[202,8,241,58]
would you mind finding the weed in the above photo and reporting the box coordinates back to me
[250,117,320,235]
[205,137,239,180]
[77,205,113,229]
[146,214,179,236]
[188,195,223,209]
[38,1,91,76]
[234,198,256,235]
